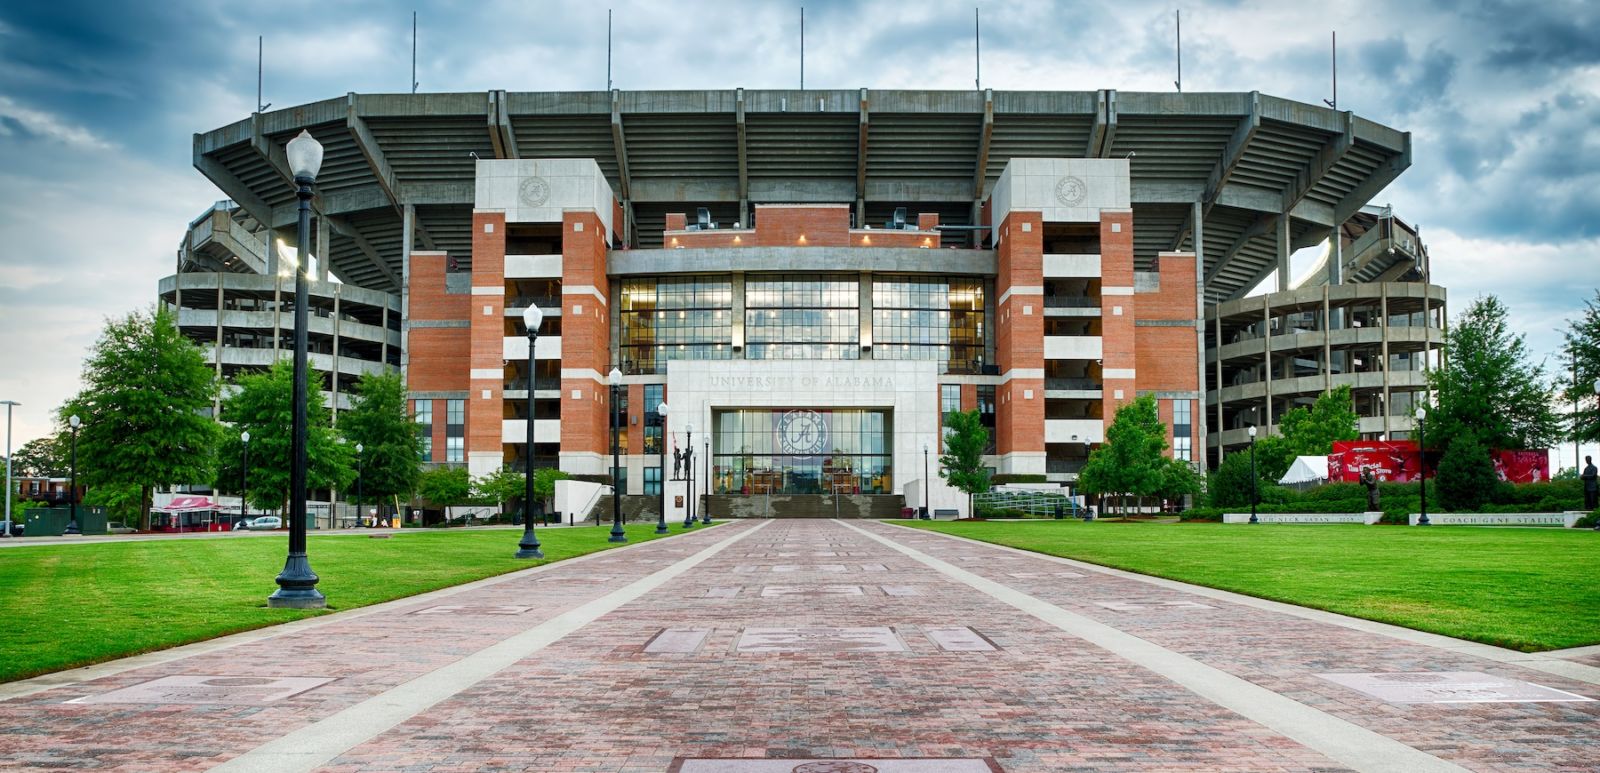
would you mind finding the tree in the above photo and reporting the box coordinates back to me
[337,372,424,517]
[1435,432,1497,511]
[61,307,219,530]
[1078,395,1171,515]
[1277,385,1360,456]
[215,361,352,513]
[1559,290,1600,446]
[937,410,991,517]
[417,466,473,509]
[1428,296,1562,453]
[473,467,525,518]
[10,436,66,478]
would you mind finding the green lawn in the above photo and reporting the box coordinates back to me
[0,523,710,683]
[902,520,1600,652]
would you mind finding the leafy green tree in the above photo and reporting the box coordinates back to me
[337,372,424,517]
[1079,395,1173,515]
[1207,435,1291,508]
[417,466,473,509]
[937,409,991,517]
[1277,385,1360,456]
[1435,432,1497,511]
[1157,457,1204,503]
[83,482,142,524]
[1559,290,1600,446]
[10,436,66,478]
[1428,296,1562,453]
[473,467,525,518]
[61,307,219,530]
[216,361,352,512]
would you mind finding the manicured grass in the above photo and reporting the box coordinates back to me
[0,523,711,683]
[902,520,1600,652]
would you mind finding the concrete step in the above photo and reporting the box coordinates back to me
[703,494,906,519]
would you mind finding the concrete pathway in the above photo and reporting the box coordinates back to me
[2,519,1596,772]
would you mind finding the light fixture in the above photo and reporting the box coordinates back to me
[1247,425,1257,438]
[523,302,545,331]
[285,130,324,179]
[609,367,622,386]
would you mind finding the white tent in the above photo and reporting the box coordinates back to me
[1279,455,1329,485]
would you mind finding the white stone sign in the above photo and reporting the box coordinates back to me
[1223,513,1381,524]
[1408,512,1580,527]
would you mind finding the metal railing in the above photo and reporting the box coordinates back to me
[973,489,1080,518]
[1044,296,1100,308]
[1046,459,1086,474]
[1046,378,1100,391]
[507,295,561,311]
[505,376,561,391]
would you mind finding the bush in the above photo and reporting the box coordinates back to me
[1178,507,1223,522]
[1436,434,1497,511]
[1576,510,1600,529]
[990,474,1049,485]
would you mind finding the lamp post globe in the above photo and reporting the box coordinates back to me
[702,436,712,524]
[683,421,696,528]
[65,414,81,535]
[269,130,326,609]
[655,402,669,533]
[1415,406,1429,526]
[240,430,250,527]
[1247,425,1258,524]
[517,302,545,558]
[608,367,626,543]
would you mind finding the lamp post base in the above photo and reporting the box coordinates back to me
[608,530,628,543]
[682,518,695,529]
[268,553,325,609]
[655,521,670,534]
[516,529,544,560]
[64,521,81,535]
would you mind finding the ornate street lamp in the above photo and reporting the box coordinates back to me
[702,435,712,524]
[355,443,364,527]
[682,421,696,528]
[65,415,81,535]
[655,402,670,534]
[516,303,545,559]
[269,129,326,609]
[608,367,626,543]
[921,440,931,520]
[1247,425,1259,524]
[240,430,250,528]
[1415,406,1430,526]
[2,400,16,538]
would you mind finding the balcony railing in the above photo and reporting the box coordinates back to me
[507,295,561,311]
[1046,459,1086,474]
[1044,296,1100,308]
[506,376,562,391]
[1046,378,1100,391]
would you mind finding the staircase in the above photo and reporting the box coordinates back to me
[584,495,662,524]
[702,494,907,519]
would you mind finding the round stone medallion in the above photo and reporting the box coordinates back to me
[776,410,829,457]
[519,176,551,207]
[792,763,878,773]
[1055,175,1087,206]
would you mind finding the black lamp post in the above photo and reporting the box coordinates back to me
[608,367,626,543]
[682,422,696,528]
[1247,425,1259,524]
[921,440,932,520]
[355,443,364,527]
[702,435,712,524]
[269,130,326,609]
[517,303,545,559]
[240,430,250,528]
[655,402,670,534]
[1415,406,1430,526]
[65,414,80,535]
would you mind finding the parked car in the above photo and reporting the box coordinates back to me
[237,516,283,531]
[106,522,137,534]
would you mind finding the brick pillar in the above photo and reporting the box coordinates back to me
[994,211,1045,474]
[1100,210,1136,428]
[468,211,507,477]
[558,210,613,475]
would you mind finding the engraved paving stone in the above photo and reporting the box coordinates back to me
[759,585,865,598]
[703,586,742,598]
[534,575,615,583]
[70,675,335,705]
[644,628,713,654]
[1093,600,1214,612]
[924,627,999,652]
[859,564,889,572]
[772,564,848,573]
[1318,672,1595,704]
[410,605,532,616]
[736,627,908,653]
[674,760,1000,772]
[881,585,920,596]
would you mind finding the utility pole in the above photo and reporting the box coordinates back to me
[412,11,419,93]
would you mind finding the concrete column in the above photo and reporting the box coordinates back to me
[1192,200,1207,469]
[1322,287,1332,394]
[215,279,225,415]
[1380,284,1390,439]
[316,215,330,282]
[1262,298,1273,434]
[331,289,342,420]
[400,204,415,385]
[1276,214,1291,292]
[1328,221,1344,286]
[267,226,280,277]
[1214,312,1224,464]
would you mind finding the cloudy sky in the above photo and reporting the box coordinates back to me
[0,0,1596,463]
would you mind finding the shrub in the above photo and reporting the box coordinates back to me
[1178,508,1224,522]
[1575,510,1600,529]
[1436,434,1498,511]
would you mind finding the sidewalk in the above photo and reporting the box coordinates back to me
[1,519,1594,771]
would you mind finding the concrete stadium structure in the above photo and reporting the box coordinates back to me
[175,88,1436,515]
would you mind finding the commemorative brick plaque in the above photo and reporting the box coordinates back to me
[736,627,907,653]
[672,760,1001,772]
[69,675,334,705]
[1319,672,1593,704]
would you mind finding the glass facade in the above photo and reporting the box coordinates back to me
[644,465,662,495]
[445,399,464,462]
[872,277,988,373]
[745,275,860,360]
[618,276,734,374]
[643,384,665,454]
[414,399,433,462]
[1172,399,1192,461]
[711,409,892,495]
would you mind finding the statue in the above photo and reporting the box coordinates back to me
[1360,466,1380,511]
[672,448,685,481]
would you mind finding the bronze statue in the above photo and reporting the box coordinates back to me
[672,447,685,480]
[1360,466,1380,511]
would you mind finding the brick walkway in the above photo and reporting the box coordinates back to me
[2,519,1596,772]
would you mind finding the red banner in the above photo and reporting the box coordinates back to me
[1327,442,1550,484]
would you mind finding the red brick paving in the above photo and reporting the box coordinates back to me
[0,519,1595,772]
